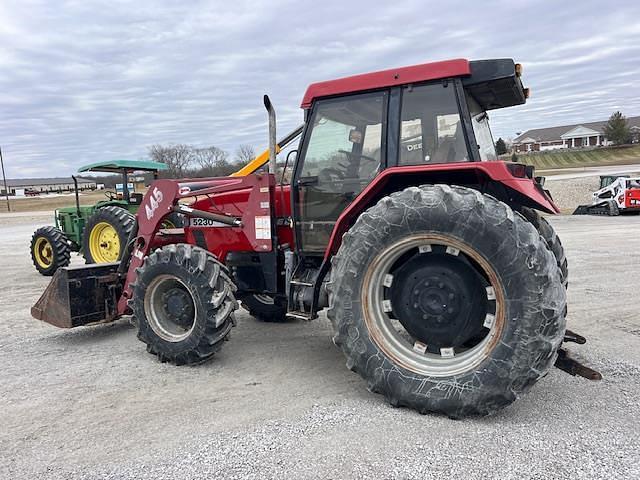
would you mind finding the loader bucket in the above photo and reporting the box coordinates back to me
[31,263,123,328]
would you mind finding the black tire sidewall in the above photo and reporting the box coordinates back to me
[241,294,288,322]
[30,226,70,275]
[134,260,213,356]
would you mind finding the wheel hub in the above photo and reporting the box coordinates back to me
[389,253,488,350]
[145,274,197,343]
[162,288,195,328]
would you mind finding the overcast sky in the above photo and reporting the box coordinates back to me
[1,0,639,178]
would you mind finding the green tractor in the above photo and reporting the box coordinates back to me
[30,159,182,275]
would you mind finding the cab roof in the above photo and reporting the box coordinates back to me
[301,59,470,108]
[77,159,168,174]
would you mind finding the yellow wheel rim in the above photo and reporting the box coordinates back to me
[34,237,54,268]
[89,222,120,263]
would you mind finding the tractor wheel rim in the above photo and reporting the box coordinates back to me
[361,233,505,377]
[34,237,53,268]
[89,222,120,263]
[144,274,197,343]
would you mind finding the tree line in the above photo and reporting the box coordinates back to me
[148,143,256,178]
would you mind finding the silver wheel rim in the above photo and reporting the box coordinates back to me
[361,233,504,377]
[144,274,197,342]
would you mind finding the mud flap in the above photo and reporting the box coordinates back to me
[31,263,123,328]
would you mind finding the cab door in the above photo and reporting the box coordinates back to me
[292,91,387,254]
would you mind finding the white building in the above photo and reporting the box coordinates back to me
[513,116,640,153]
[1,177,97,195]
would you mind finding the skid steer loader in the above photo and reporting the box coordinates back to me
[31,58,599,417]
[573,175,640,215]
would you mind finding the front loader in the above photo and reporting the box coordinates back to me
[31,58,599,417]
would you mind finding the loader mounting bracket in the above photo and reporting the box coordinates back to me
[554,348,602,381]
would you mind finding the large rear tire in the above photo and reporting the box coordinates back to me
[328,185,566,417]
[30,226,71,275]
[83,206,134,264]
[132,244,238,365]
[520,207,568,288]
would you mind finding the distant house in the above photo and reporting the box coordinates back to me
[1,177,97,195]
[513,116,640,153]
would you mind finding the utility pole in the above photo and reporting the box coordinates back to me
[0,146,9,212]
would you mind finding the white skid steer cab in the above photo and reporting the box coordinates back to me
[574,175,640,215]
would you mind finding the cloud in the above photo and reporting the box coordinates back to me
[1,0,639,176]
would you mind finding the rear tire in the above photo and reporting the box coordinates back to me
[30,226,71,275]
[132,244,238,365]
[241,294,288,322]
[83,206,134,264]
[328,185,566,417]
[520,207,568,288]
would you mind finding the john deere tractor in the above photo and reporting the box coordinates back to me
[30,159,182,275]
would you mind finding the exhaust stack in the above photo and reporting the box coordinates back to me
[263,95,277,175]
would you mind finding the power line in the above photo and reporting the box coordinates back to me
[0,146,10,212]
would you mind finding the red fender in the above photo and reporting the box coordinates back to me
[323,161,558,261]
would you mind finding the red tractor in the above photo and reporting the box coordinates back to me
[32,59,598,417]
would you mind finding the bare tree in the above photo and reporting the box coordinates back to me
[148,144,193,178]
[192,146,235,177]
[235,144,256,166]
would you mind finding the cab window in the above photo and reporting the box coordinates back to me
[399,83,469,165]
[466,92,497,161]
[296,91,386,252]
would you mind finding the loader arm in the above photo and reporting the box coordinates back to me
[32,173,278,328]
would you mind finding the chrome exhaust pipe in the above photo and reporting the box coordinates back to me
[263,95,277,175]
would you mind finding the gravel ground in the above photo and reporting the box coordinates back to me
[1,212,639,479]
[545,176,600,212]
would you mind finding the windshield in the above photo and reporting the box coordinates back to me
[466,92,497,161]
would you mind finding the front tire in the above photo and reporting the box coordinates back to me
[30,226,71,275]
[132,244,238,365]
[328,185,566,417]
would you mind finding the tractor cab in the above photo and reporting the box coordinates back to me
[293,58,528,253]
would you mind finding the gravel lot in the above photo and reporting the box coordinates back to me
[1,212,639,479]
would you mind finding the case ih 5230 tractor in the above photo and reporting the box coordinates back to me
[32,59,599,417]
